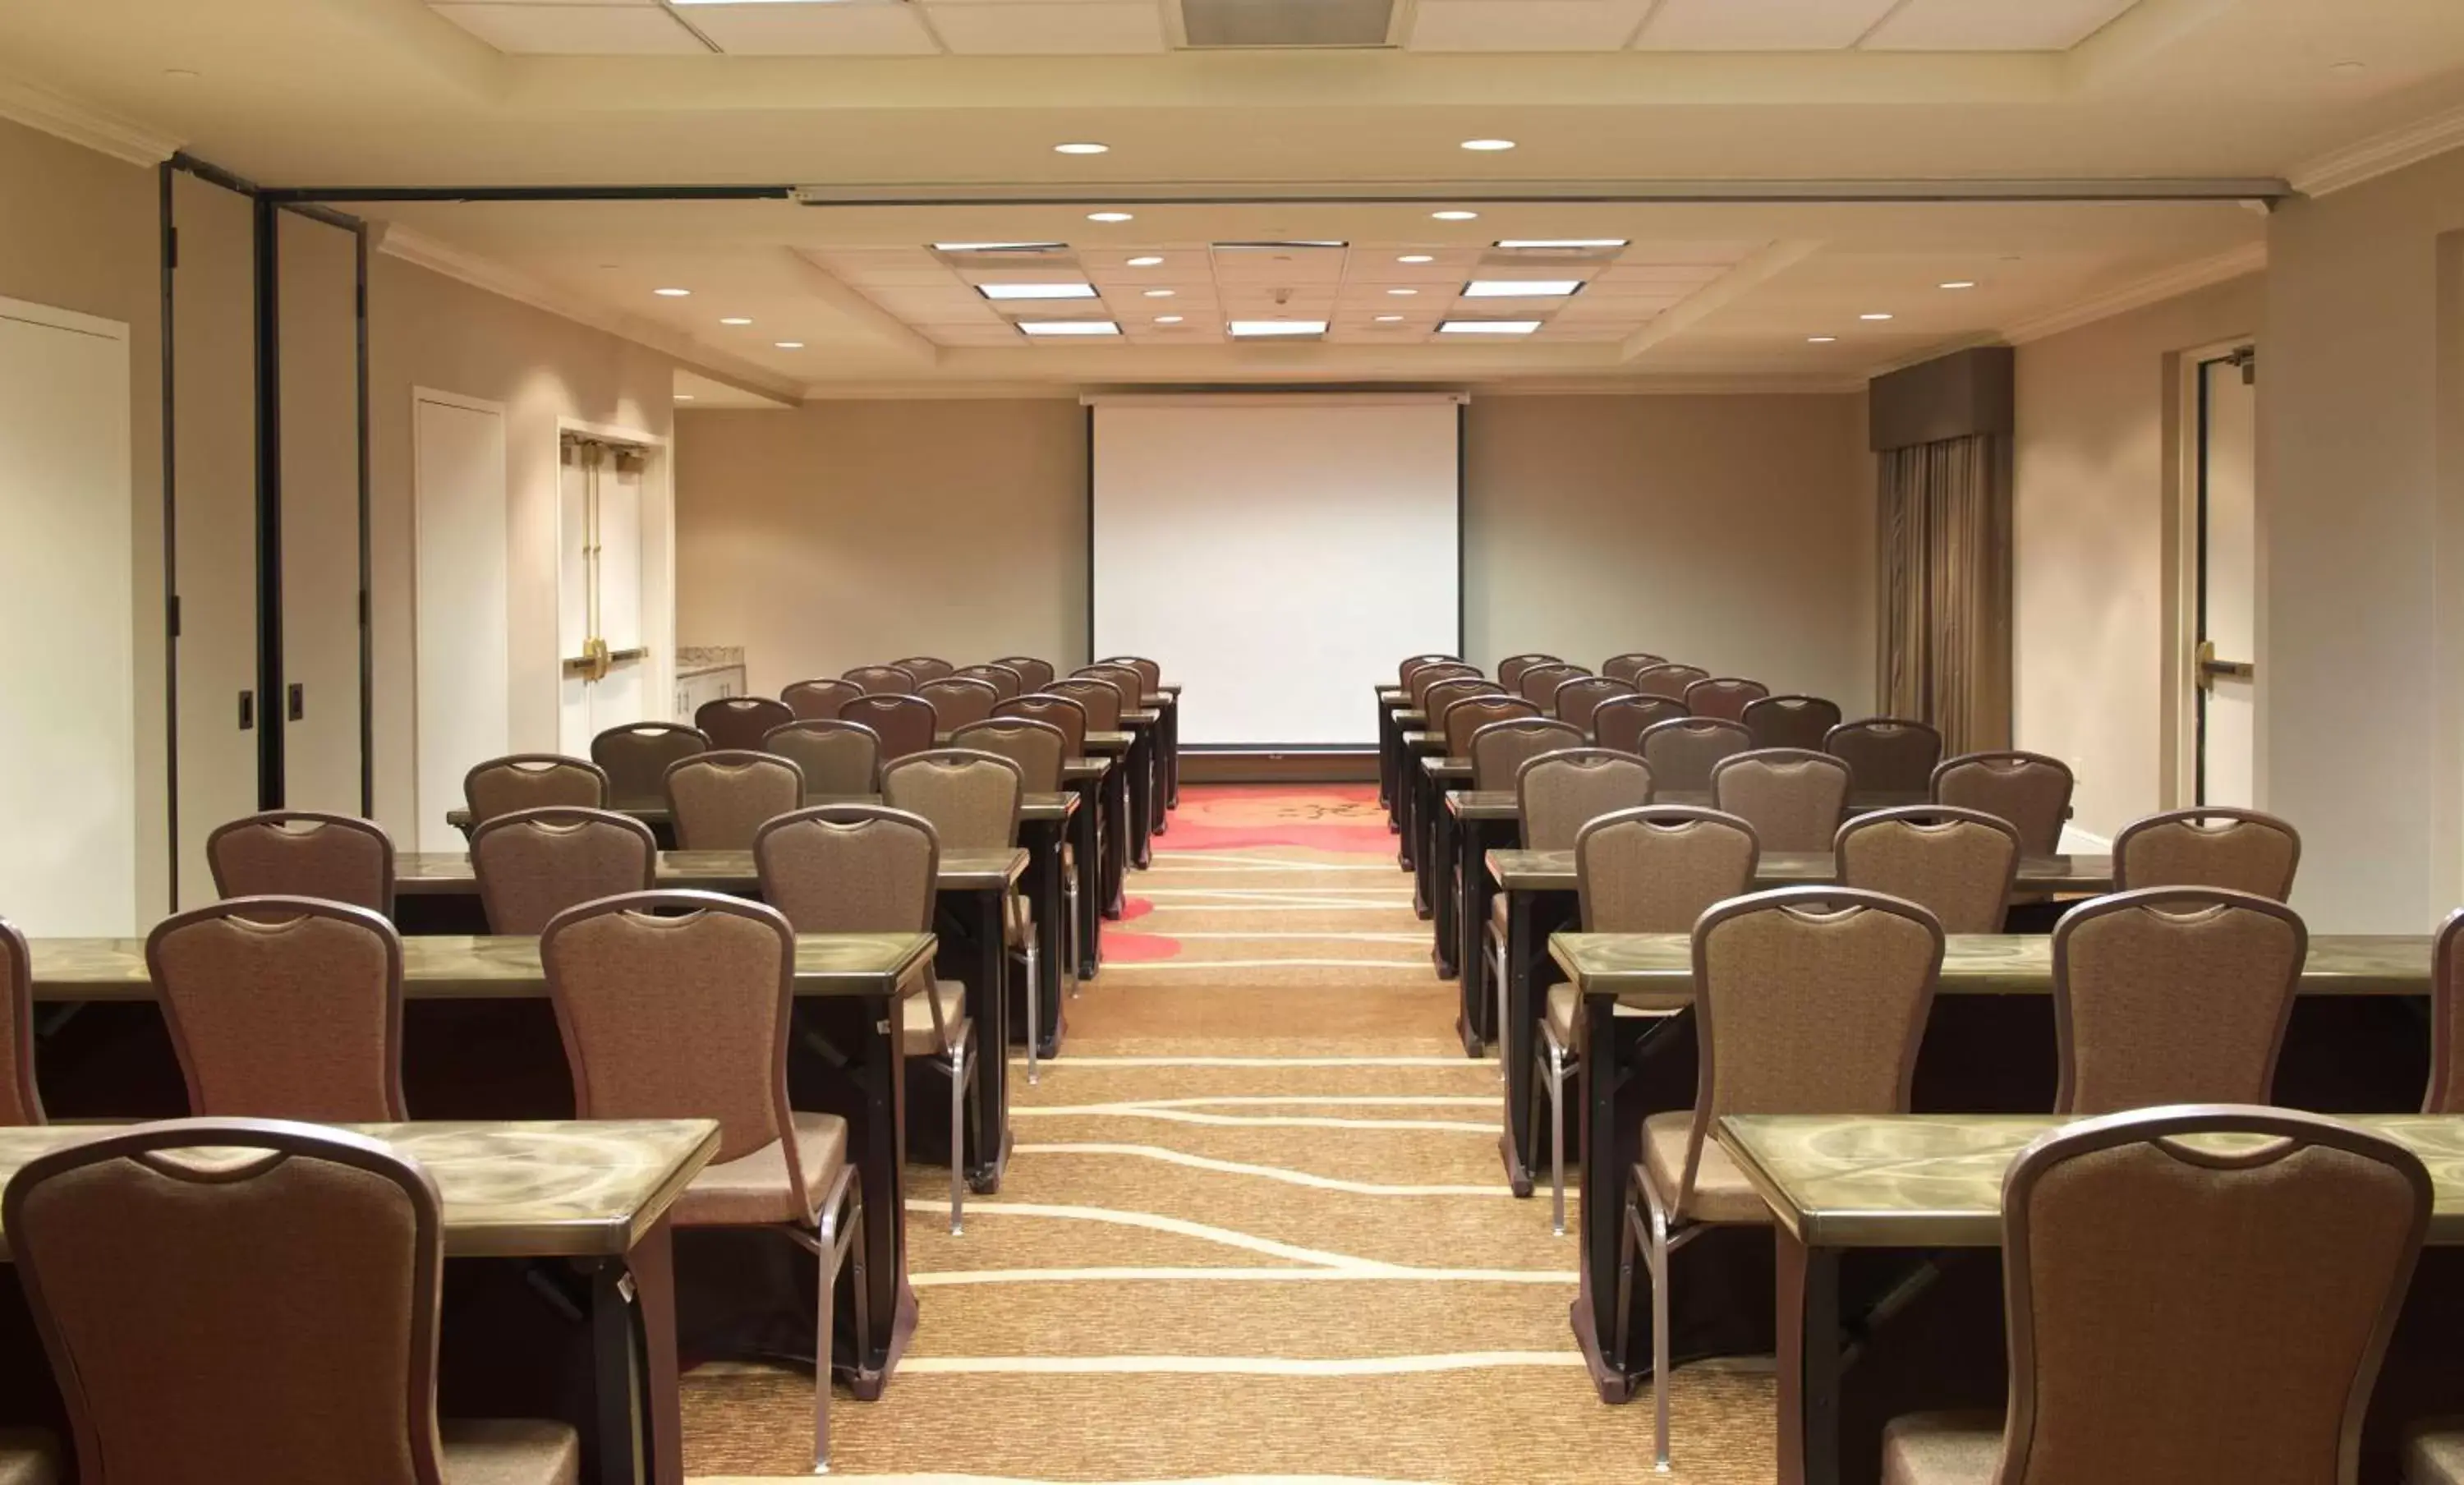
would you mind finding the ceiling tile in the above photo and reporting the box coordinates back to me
[429,4,706,53]
[1635,0,1901,51]
[1861,0,2140,52]
[683,2,940,55]
[1406,0,1652,52]
[921,2,1168,54]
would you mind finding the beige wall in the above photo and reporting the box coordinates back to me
[2011,273,2264,844]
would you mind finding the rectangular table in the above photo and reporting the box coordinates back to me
[1083,729,1136,917]
[1119,709,1163,871]
[1546,931,2437,1404]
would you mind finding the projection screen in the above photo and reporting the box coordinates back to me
[1089,393,1463,748]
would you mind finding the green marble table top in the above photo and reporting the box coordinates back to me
[1394,709,1426,727]
[1492,850,2112,894]
[448,792,1077,833]
[1719,1113,2464,1248]
[398,846,1028,896]
[1451,788,1936,827]
[1418,756,1474,783]
[1083,730,1132,752]
[1121,710,1161,727]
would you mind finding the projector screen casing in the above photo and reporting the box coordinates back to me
[1088,394,1463,749]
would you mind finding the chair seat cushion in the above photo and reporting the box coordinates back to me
[1639,1111,1772,1225]
[903,979,971,1057]
[441,1418,582,1485]
[1004,893,1033,949]
[0,1432,57,1485]
[1545,986,1671,1049]
[1880,1412,2003,1485]
[675,1110,848,1228]
[2407,1423,2464,1484]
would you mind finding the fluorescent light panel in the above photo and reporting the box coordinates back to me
[1230,320,1327,338]
[931,241,1065,253]
[1494,239,1628,249]
[1462,279,1581,298]
[978,283,1098,301]
[1438,320,1542,335]
[1018,320,1120,337]
[1212,241,1349,250]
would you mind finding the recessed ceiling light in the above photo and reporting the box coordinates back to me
[1808,336,1838,344]
[1464,279,1582,298]
[719,317,753,326]
[1388,287,1419,297]
[674,393,695,401]
[1398,254,1435,264]
[978,282,1099,301]
[1938,281,1978,291]
[1460,139,1516,151]
[1018,320,1121,337]
[1127,255,1165,267]
[1155,315,1185,324]
[1087,211,1134,223]
[1494,239,1629,250]
[1229,320,1328,338]
[2329,60,2367,74]
[163,67,199,80]
[1054,141,1110,154]
[1376,315,1406,322]
[1143,288,1176,298]
[932,241,1066,254]
[774,341,804,350]
[1439,320,1543,335]
[1860,313,1895,321]
[1432,210,1480,221]
[653,287,691,297]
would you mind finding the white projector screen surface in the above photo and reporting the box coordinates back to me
[1091,397,1460,747]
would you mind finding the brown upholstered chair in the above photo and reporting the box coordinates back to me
[541,891,860,1471]
[469,807,657,935]
[1592,694,1689,756]
[1836,806,2020,935]
[1047,677,1124,732]
[884,751,1042,1082]
[1101,655,1163,692]
[763,720,882,799]
[1077,663,1148,706]
[696,695,795,752]
[782,678,862,721]
[1466,717,1584,792]
[0,918,45,1125]
[1823,718,1943,797]
[1517,662,1589,706]
[592,722,709,809]
[145,897,407,1121]
[843,664,918,696]
[206,811,396,917]
[917,676,1000,729]
[755,806,976,1231]
[1933,751,2075,856]
[1622,886,1946,1469]
[1407,663,1482,710]
[664,750,804,851]
[1710,748,1853,853]
[1487,748,1655,1069]
[462,755,607,830]
[1443,695,1541,761]
[1632,662,1710,702]
[995,656,1058,692]
[2053,886,2307,1114]
[952,718,1081,995]
[2112,807,2301,900]
[1397,655,1463,693]
[893,656,955,683]
[4,1119,577,1485]
[1424,678,1506,739]
[1534,807,1758,1233]
[997,693,1089,760]
[1682,677,1769,723]
[1742,694,1843,752]
[1554,675,1638,735]
[954,664,1024,701]
[1602,653,1666,685]
[839,693,939,761]
[1639,716,1754,794]
[2425,907,2464,1114]
[1496,654,1560,691]
[1882,1107,2430,1485]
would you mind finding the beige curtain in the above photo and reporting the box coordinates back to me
[1876,433,2011,756]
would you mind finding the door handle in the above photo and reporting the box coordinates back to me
[2196,641,2255,689]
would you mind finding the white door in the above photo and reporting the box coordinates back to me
[413,393,509,853]
[0,301,137,935]
[2196,349,2258,807]
[278,209,365,816]
[558,437,650,752]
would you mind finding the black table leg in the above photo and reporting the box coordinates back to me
[1021,817,1067,1058]
[1127,726,1155,870]
[588,1254,647,1485]
[1378,703,1400,817]
[1498,886,1574,1195]
[1101,757,1130,917]
[1398,754,1418,871]
[1071,780,1104,979]
[1157,696,1178,820]
[1777,1232,1843,1485]
[951,888,1009,1193]
[788,990,916,1396]
[1432,793,1460,980]
[1455,816,1516,1056]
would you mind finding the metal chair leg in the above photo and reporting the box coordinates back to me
[1023,933,1041,1085]
[1064,871,1082,999]
[1489,926,1509,1085]
[811,1198,840,1473]
[1651,1203,1673,1472]
[947,1042,968,1236]
[1544,1037,1570,1237]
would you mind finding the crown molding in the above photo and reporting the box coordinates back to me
[0,75,180,168]
[2000,241,2267,346]
[2287,101,2464,199]
[788,374,1868,400]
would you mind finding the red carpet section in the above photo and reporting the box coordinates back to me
[1141,782,1392,853]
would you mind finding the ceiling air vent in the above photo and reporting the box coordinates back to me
[1179,0,1396,48]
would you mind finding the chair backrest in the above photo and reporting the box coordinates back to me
[1683,676,1770,723]
[462,754,607,829]
[1591,694,1690,756]
[1601,653,1666,685]
[696,695,795,752]
[954,664,1025,701]
[882,749,1025,850]
[1835,806,2021,935]
[781,677,862,721]
[1710,748,1854,853]
[1554,675,1638,733]
[917,676,1000,729]
[1632,662,1711,701]
[1424,677,1504,734]
[2112,807,2301,900]
[1443,694,1540,760]
[1639,716,1755,794]
[1101,655,1164,690]
[995,656,1058,692]
[755,805,938,934]
[1995,1107,2429,1485]
[1823,718,1943,796]
[1046,678,1124,731]
[893,656,955,683]
[949,718,1069,793]
[2429,907,2464,1113]
[1574,807,1758,934]
[145,898,407,1121]
[1515,747,1655,851]
[469,806,658,936]
[843,664,918,696]
[1407,662,1482,710]
[592,722,710,808]
[664,750,805,851]
[1742,694,1844,752]
[837,693,940,761]
[2053,886,2308,1114]
[1933,751,2076,857]
[0,918,45,1124]
[1078,663,1148,706]
[1496,654,1560,690]
[996,693,1089,758]
[761,719,881,798]
[1517,662,1589,706]
[543,890,797,1170]
[1467,718,1584,791]
[1397,654,1464,688]
[206,811,395,917]
[6,1119,453,1485]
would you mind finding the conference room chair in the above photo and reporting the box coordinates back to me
[1621,886,1945,1471]
[917,676,1000,729]
[1425,678,1506,741]
[1601,652,1666,685]
[1078,661,1147,704]
[893,655,955,683]
[843,664,918,696]
[763,720,882,798]
[1932,750,2076,856]
[1048,677,1126,733]
[1496,653,1560,691]
[782,677,862,721]
[540,890,861,1473]
[1395,655,1463,698]
[1516,662,1590,706]
[953,663,1024,701]
[1535,806,1758,1234]
[756,805,976,1233]
[0,917,45,1124]
[1591,694,1689,756]
[1882,1107,2429,1485]
[1741,694,1843,752]
[883,749,1042,1083]
[665,751,805,851]
[952,715,1082,995]
[2052,885,2307,1114]
[1488,748,1655,1068]
[1466,717,1584,792]
[1101,655,1164,692]
[1443,694,1541,761]
[462,754,609,831]
[839,692,939,762]
[205,811,396,917]
[995,655,1059,692]
[996,692,1090,760]
[2111,807,2302,900]
[3,1120,581,1485]
[1552,674,1637,735]
[1823,718,1944,796]
[145,897,408,1121]
[592,721,710,809]
[1710,749,1853,852]
[1632,662,1710,702]
[2422,908,2464,1113]
[468,806,658,935]
[1639,716,1754,794]
[1682,676,1770,723]
[1835,807,2022,935]
[697,694,795,752]
[1407,662,1482,712]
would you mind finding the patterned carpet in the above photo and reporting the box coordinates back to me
[683,784,1776,1484]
